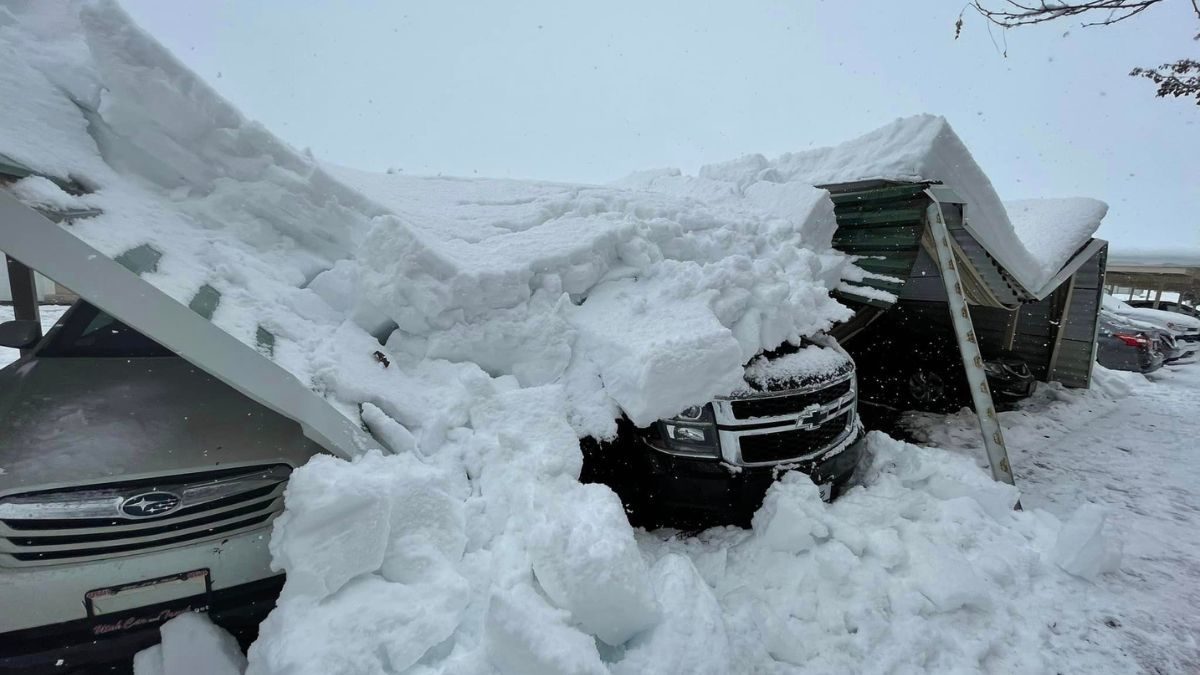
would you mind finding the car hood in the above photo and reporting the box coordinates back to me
[0,356,324,496]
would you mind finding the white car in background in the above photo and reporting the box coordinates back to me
[1103,295,1200,359]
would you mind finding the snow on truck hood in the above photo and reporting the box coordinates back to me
[1,6,1136,674]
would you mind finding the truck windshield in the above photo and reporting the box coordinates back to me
[40,301,175,358]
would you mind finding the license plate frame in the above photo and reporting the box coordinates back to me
[85,568,211,618]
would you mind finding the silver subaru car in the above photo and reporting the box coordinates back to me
[0,300,324,673]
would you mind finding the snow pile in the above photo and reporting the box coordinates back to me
[629,433,1133,673]
[133,612,246,675]
[328,167,851,427]
[1003,198,1107,278]
[0,5,1147,674]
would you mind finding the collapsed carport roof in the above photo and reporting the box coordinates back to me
[0,2,859,456]
[689,115,1108,306]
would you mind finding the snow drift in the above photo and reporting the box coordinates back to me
[0,4,1135,674]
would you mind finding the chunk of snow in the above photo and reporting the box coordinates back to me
[485,583,609,675]
[611,554,732,675]
[268,451,467,601]
[528,482,660,646]
[1052,504,1122,581]
[751,472,832,553]
[132,612,246,675]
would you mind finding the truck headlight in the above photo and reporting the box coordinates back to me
[656,404,719,458]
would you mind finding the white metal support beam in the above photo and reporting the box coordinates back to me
[923,191,1019,493]
[0,191,379,459]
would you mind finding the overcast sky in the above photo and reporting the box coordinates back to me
[121,0,1198,252]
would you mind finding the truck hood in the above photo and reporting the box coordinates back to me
[0,356,324,496]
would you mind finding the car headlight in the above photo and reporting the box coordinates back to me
[657,404,719,458]
[983,361,1003,376]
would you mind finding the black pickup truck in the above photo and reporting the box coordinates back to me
[582,339,863,528]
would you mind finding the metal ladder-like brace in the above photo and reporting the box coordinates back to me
[923,191,1019,496]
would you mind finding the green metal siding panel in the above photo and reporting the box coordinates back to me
[830,186,931,311]
[833,224,924,250]
[834,209,925,227]
[828,184,930,205]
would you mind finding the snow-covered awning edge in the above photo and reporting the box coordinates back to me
[1024,237,1109,301]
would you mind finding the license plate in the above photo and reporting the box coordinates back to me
[86,569,210,617]
[818,482,833,501]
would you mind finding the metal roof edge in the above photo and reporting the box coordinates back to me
[1025,238,1109,301]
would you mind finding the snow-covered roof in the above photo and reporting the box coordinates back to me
[1003,198,1108,279]
[631,115,1104,296]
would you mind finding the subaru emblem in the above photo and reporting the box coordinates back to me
[120,491,182,518]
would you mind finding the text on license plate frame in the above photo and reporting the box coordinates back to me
[85,568,211,617]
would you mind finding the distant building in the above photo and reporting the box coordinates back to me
[1105,250,1199,308]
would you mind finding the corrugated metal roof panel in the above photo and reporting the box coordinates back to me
[949,227,1026,307]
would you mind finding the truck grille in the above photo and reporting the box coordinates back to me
[730,377,853,419]
[737,412,853,464]
[0,465,290,567]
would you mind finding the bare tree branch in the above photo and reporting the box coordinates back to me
[970,0,1167,28]
[966,1,1200,104]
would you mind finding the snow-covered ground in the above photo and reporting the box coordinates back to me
[0,303,69,368]
[148,360,1200,675]
[905,363,1200,673]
